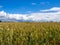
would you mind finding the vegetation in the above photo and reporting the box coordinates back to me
[0,20,2,22]
[0,22,60,45]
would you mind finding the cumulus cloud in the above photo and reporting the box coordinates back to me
[0,7,60,22]
[0,11,6,16]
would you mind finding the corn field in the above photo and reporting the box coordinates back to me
[0,22,60,45]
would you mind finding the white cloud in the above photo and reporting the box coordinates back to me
[40,7,60,12]
[0,11,6,16]
[32,3,37,5]
[40,2,49,5]
[32,2,49,6]
[0,7,60,22]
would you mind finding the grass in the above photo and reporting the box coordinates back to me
[0,22,60,45]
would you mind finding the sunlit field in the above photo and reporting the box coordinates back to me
[0,22,60,45]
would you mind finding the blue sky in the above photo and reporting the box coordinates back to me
[0,0,60,14]
[0,0,60,22]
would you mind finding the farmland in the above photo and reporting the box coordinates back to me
[0,22,60,45]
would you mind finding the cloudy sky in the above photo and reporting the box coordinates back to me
[0,0,60,22]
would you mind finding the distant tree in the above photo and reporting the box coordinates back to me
[0,20,2,22]
[50,21,53,22]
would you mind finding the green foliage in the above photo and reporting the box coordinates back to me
[0,22,60,45]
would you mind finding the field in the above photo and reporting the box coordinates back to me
[0,22,60,45]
